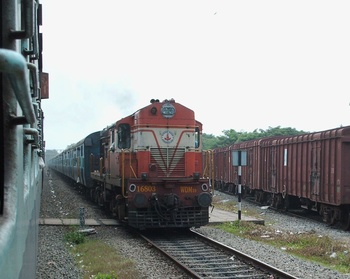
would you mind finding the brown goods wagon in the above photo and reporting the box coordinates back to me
[260,133,316,208]
[231,139,264,193]
[264,126,350,227]
[212,145,231,192]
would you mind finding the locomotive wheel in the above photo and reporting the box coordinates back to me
[93,189,102,206]
[109,197,117,216]
[117,205,126,220]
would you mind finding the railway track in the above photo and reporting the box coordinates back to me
[140,229,298,279]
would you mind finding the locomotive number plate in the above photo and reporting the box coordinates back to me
[180,187,197,193]
[137,186,156,192]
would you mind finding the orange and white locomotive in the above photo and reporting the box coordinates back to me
[50,99,212,230]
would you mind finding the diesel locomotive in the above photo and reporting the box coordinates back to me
[49,98,212,230]
[0,0,48,278]
[209,126,350,230]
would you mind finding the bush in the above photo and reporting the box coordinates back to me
[64,230,85,244]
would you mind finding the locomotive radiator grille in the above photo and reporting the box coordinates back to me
[128,207,209,229]
[150,147,185,177]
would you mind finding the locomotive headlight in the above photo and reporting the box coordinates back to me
[133,193,148,208]
[197,192,212,207]
[129,184,136,192]
[201,183,209,192]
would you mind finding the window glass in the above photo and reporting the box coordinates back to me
[118,124,131,149]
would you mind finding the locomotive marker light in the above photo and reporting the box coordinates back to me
[233,150,247,220]
[193,172,200,181]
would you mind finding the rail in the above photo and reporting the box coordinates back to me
[140,229,299,279]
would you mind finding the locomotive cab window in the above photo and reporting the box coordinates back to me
[195,127,200,148]
[118,123,131,149]
[110,129,116,152]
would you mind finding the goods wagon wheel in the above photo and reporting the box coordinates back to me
[340,207,350,231]
[328,211,337,226]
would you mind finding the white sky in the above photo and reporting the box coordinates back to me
[40,0,350,150]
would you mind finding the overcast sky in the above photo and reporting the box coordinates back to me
[40,0,350,150]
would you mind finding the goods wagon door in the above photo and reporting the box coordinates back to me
[310,141,321,201]
[270,146,277,193]
[341,141,350,204]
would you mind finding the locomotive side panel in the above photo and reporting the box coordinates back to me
[0,0,47,277]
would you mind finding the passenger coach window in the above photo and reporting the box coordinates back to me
[195,127,200,148]
[118,124,131,149]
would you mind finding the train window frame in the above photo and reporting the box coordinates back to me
[110,129,116,152]
[284,148,288,166]
[118,123,131,149]
[195,127,200,148]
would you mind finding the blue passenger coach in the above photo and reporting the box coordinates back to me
[50,131,100,188]
[0,0,48,278]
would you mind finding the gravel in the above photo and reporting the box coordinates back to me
[195,192,350,279]
[37,169,350,279]
[37,170,191,279]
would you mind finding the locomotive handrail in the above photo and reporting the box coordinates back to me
[203,149,212,178]
[27,62,39,98]
[121,150,126,197]
[0,49,36,125]
[23,127,39,147]
[129,151,137,178]
[203,150,215,194]
[10,0,36,40]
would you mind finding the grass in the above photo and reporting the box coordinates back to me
[212,200,350,274]
[218,221,350,273]
[211,194,262,219]
[64,228,141,279]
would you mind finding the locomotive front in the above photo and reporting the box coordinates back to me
[125,99,212,229]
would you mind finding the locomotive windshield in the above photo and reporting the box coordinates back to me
[195,127,200,148]
[118,123,131,149]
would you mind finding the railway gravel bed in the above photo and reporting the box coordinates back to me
[37,169,350,278]
[194,193,350,279]
[37,170,191,279]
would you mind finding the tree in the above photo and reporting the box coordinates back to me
[202,126,307,150]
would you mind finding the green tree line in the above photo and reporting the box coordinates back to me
[202,126,307,150]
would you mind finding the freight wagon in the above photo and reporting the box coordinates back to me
[211,126,350,230]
